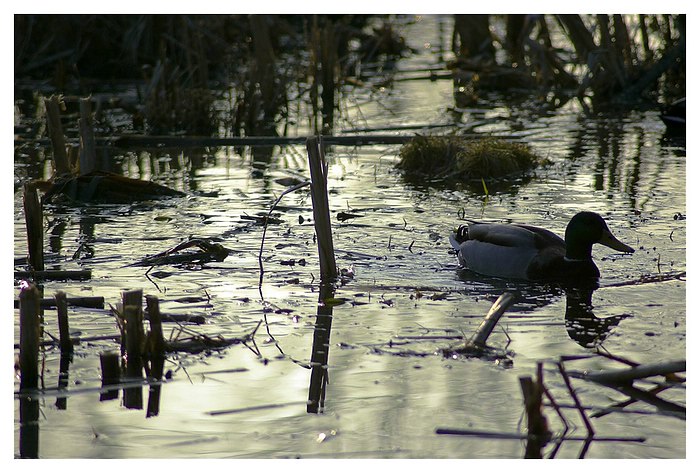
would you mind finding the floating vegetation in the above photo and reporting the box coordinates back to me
[397,135,547,182]
[42,171,186,204]
[132,238,231,268]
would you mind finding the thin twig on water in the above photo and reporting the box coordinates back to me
[257,180,311,295]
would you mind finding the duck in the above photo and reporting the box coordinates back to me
[660,98,685,131]
[449,211,634,282]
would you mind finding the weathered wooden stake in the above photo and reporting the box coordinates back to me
[79,97,98,175]
[306,136,337,281]
[23,183,44,272]
[55,291,73,353]
[19,284,41,391]
[43,95,71,175]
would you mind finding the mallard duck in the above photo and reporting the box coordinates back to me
[660,98,685,130]
[449,212,634,282]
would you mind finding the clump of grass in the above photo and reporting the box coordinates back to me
[398,135,545,181]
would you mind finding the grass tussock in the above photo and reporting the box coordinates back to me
[397,135,545,181]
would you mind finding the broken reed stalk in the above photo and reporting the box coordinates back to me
[79,97,97,175]
[320,23,338,132]
[557,362,595,438]
[14,269,92,281]
[111,134,417,148]
[121,289,144,407]
[56,351,71,410]
[307,282,335,414]
[19,284,41,391]
[124,304,144,379]
[306,136,338,281]
[13,295,104,309]
[579,360,686,385]
[145,295,166,355]
[54,291,73,353]
[43,95,70,175]
[470,291,517,347]
[519,362,551,458]
[23,183,44,272]
[122,304,145,409]
[145,296,166,417]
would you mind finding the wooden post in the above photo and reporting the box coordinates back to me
[55,291,73,353]
[79,97,98,175]
[306,136,337,281]
[43,95,70,175]
[23,183,44,272]
[19,284,41,391]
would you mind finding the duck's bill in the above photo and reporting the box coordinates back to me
[599,230,635,253]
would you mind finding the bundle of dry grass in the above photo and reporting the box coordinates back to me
[397,135,545,181]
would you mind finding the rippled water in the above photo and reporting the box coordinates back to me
[13,16,685,459]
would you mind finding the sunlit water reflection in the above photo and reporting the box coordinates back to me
[14,15,685,459]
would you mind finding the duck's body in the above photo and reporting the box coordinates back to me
[450,212,634,282]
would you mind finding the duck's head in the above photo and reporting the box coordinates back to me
[565,212,635,260]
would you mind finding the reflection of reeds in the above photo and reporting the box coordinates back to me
[452,15,685,106]
[143,59,216,135]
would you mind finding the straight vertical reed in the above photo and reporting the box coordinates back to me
[519,362,551,459]
[123,304,144,409]
[79,97,98,175]
[55,291,73,353]
[43,95,70,175]
[305,136,338,282]
[123,304,144,378]
[23,183,44,272]
[145,295,166,355]
[121,290,144,409]
[146,296,166,418]
[19,284,41,391]
[120,289,143,354]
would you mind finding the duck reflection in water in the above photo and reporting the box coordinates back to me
[564,286,630,348]
[452,270,631,349]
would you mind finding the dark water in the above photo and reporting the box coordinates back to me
[13,16,685,459]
